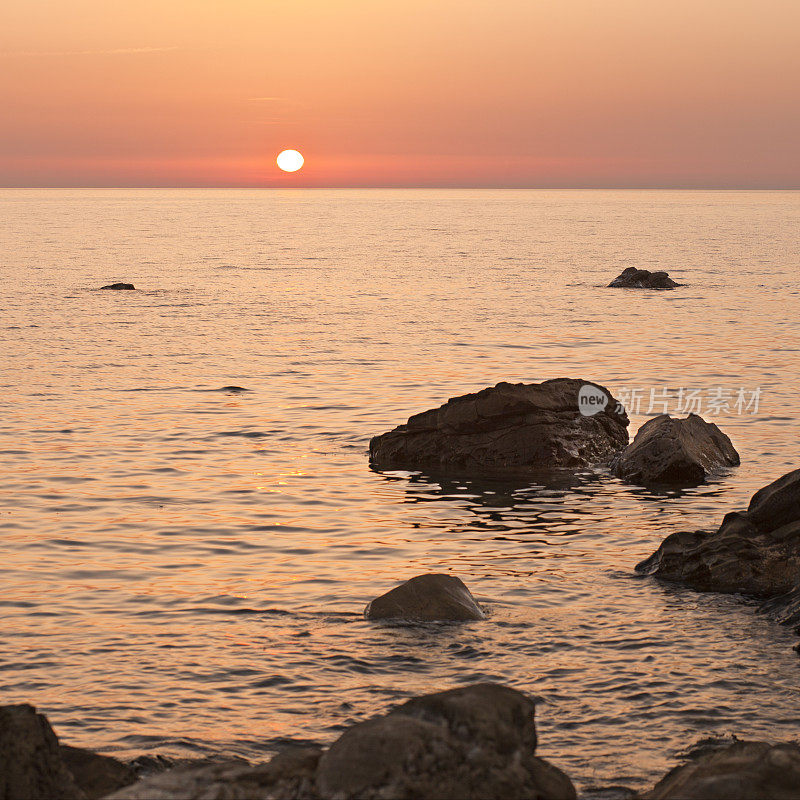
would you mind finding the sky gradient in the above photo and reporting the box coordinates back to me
[2,0,799,187]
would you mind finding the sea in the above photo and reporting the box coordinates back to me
[2,188,799,794]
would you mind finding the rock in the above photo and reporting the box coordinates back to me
[108,749,322,800]
[608,268,681,289]
[126,753,251,779]
[636,469,800,631]
[108,684,576,800]
[316,683,574,800]
[394,682,538,753]
[0,704,84,800]
[99,283,135,290]
[612,413,740,486]
[642,740,800,799]
[364,573,485,621]
[369,378,629,475]
[60,745,135,800]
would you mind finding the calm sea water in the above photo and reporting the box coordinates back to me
[2,189,799,794]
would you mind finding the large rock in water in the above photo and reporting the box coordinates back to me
[612,413,740,486]
[608,267,681,289]
[636,468,800,634]
[0,704,83,800]
[364,573,485,621]
[369,378,629,475]
[99,282,135,290]
[642,740,800,800]
[109,684,576,800]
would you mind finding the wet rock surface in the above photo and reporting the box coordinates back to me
[59,746,135,800]
[612,413,740,486]
[109,683,576,800]
[636,468,800,627]
[109,749,322,800]
[642,740,800,800]
[0,704,84,800]
[99,283,135,290]
[607,268,681,289]
[364,573,485,621]
[369,378,629,475]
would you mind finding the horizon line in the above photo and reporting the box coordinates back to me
[1,185,799,191]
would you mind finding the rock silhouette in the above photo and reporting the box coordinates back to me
[637,468,800,642]
[0,704,135,800]
[99,283,135,290]
[0,704,84,800]
[109,683,576,800]
[60,745,136,800]
[364,573,485,621]
[612,413,740,486]
[369,378,629,475]
[608,268,681,289]
[642,740,800,800]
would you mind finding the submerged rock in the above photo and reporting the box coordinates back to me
[60,746,135,800]
[636,469,800,632]
[364,573,485,621]
[109,684,576,800]
[99,282,135,290]
[612,413,739,486]
[0,704,83,800]
[369,378,629,475]
[608,268,681,289]
[642,740,800,800]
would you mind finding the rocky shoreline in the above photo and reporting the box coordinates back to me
[5,686,800,800]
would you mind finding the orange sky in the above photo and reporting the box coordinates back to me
[2,0,799,187]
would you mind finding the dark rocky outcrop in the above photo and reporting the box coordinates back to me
[60,746,135,800]
[636,468,800,632]
[364,573,485,621]
[608,268,681,289]
[99,283,135,290]
[612,413,740,486]
[0,704,83,800]
[642,740,800,800]
[315,684,574,800]
[108,749,322,800]
[369,378,629,475]
[109,684,576,800]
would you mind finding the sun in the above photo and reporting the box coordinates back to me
[277,149,304,172]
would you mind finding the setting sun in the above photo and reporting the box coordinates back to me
[277,150,305,173]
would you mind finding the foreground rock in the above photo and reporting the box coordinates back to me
[108,750,322,800]
[0,704,84,800]
[637,468,800,630]
[364,573,485,621]
[643,740,800,799]
[608,268,681,289]
[0,704,136,800]
[369,378,629,475]
[612,413,740,486]
[60,745,136,799]
[109,684,576,800]
[99,282,135,290]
